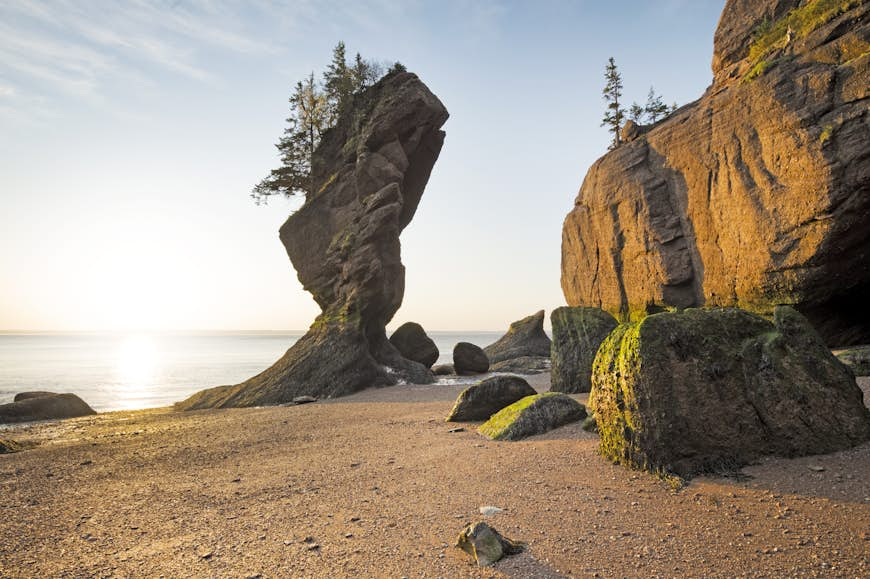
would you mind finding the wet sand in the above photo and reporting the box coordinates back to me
[1,374,868,577]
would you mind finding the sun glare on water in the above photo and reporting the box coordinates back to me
[115,335,161,408]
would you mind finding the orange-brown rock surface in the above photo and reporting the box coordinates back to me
[561,0,869,346]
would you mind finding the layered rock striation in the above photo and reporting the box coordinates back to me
[561,0,870,346]
[179,72,448,409]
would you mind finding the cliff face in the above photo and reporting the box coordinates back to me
[561,0,869,345]
[179,72,448,409]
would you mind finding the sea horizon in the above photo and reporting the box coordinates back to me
[0,330,509,413]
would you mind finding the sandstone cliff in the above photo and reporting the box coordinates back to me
[561,0,869,345]
[179,71,448,409]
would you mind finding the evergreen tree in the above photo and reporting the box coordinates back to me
[601,57,625,149]
[351,52,382,93]
[252,42,385,204]
[251,73,329,203]
[628,102,645,123]
[643,86,670,123]
[323,41,354,121]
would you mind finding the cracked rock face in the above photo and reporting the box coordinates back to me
[589,307,870,478]
[561,0,870,346]
[178,72,448,410]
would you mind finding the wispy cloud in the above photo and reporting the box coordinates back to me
[0,0,285,119]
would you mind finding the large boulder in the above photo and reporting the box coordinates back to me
[0,393,96,424]
[561,0,870,346]
[590,307,870,478]
[14,391,59,402]
[550,306,618,393]
[389,322,439,369]
[453,342,489,375]
[446,375,537,422]
[483,310,552,364]
[178,71,448,409]
[478,392,587,441]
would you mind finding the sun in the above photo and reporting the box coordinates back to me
[116,334,159,393]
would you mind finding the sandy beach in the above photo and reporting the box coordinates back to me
[1,374,868,577]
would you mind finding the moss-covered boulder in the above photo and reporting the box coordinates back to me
[453,342,489,375]
[446,375,536,422]
[835,345,870,376]
[550,306,618,393]
[456,521,524,567]
[389,322,439,369]
[590,307,870,478]
[478,392,587,441]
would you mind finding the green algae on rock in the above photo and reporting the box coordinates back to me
[589,307,870,478]
[478,392,587,441]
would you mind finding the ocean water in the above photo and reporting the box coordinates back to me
[0,331,503,412]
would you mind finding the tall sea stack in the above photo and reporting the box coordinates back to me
[179,71,448,409]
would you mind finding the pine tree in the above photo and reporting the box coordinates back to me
[323,41,354,122]
[601,57,625,149]
[351,53,381,93]
[643,86,670,123]
[628,102,645,123]
[252,42,385,204]
[251,73,329,203]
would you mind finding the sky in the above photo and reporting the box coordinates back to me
[0,0,725,332]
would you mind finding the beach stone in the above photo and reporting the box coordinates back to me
[456,522,524,567]
[590,307,870,478]
[550,306,619,393]
[478,392,587,441]
[835,345,870,376]
[0,393,96,424]
[561,0,870,347]
[432,364,454,376]
[484,310,552,364]
[446,375,537,422]
[0,438,23,454]
[389,322,439,368]
[177,71,447,409]
[13,391,58,402]
[489,356,551,374]
[453,343,489,375]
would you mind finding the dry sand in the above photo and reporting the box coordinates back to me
[1,374,868,578]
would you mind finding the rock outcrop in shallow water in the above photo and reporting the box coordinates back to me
[484,311,552,364]
[561,0,870,346]
[178,72,448,410]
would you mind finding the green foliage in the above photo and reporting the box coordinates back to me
[819,124,834,144]
[601,57,625,149]
[745,59,775,81]
[748,0,860,64]
[644,86,670,123]
[252,42,384,204]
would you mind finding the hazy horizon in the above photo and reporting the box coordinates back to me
[1,1,725,333]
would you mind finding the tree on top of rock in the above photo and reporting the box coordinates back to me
[644,86,670,123]
[252,42,383,204]
[601,57,625,149]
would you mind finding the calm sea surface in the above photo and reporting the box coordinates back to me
[0,331,502,412]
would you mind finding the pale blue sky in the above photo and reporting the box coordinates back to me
[0,0,725,331]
